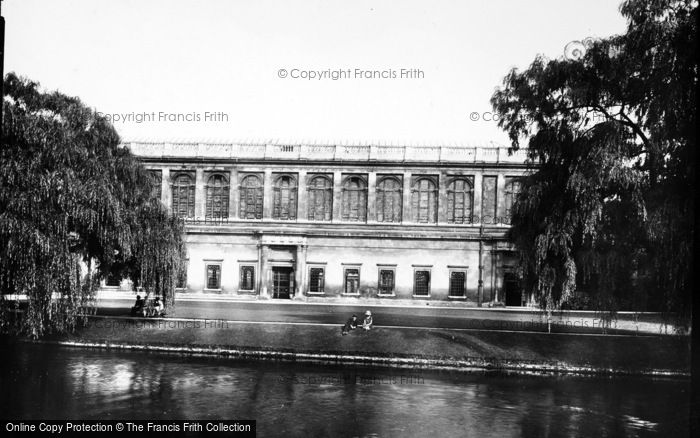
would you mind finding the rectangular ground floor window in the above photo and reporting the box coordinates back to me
[378,268,395,295]
[206,263,222,290]
[308,267,325,294]
[413,269,431,296]
[239,265,255,292]
[344,268,360,295]
[448,271,466,297]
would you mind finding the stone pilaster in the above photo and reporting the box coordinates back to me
[367,172,377,223]
[195,168,205,219]
[494,251,502,304]
[259,244,269,298]
[228,168,238,220]
[332,171,342,222]
[263,169,273,219]
[161,168,171,212]
[295,244,307,299]
[496,173,506,225]
[473,172,482,224]
[297,170,307,221]
[477,240,484,307]
[402,171,412,223]
[438,171,448,224]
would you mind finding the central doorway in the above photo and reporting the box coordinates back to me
[504,273,522,307]
[272,267,294,299]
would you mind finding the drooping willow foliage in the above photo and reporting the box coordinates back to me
[491,0,696,325]
[1,73,186,338]
[127,205,187,310]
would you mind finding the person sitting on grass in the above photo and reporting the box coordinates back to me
[152,297,165,317]
[131,294,145,317]
[362,310,373,331]
[341,314,358,335]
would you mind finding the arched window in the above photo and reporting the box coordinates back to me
[447,178,473,224]
[411,177,437,223]
[171,173,195,219]
[341,176,367,222]
[307,176,333,221]
[273,175,297,220]
[239,175,263,219]
[504,177,522,222]
[205,174,229,220]
[376,177,402,223]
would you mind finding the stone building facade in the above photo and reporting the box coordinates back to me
[119,141,531,306]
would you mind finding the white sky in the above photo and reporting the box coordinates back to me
[4,0,627,145]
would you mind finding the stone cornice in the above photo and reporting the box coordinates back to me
[123,141,535,167]
[183,221,512,241]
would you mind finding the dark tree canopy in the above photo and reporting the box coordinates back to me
[491,0,696,323]
[1,73,186,338]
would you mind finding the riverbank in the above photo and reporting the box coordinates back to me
[16,315,691,377]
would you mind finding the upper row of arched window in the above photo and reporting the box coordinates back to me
[165,173,508,224]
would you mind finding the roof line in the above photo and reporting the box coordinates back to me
[120,138,514,149]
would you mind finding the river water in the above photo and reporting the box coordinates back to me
[0,343,689,437]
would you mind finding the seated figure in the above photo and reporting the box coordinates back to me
[152,297,165,317]
[131,294,145,317]
[362,310,373,331]
[341,314,358,335]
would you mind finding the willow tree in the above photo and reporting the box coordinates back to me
[1,73,186,337]
[491,0,696,324]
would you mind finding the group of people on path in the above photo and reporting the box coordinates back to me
[342,310,373,335]
[131,294,165,317]
[132,294,371,331]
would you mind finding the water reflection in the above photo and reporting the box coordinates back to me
[0,343,689,437]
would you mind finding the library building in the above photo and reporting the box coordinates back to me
[106,141,532,307]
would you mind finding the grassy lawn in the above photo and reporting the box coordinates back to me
[39,316,691,375]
